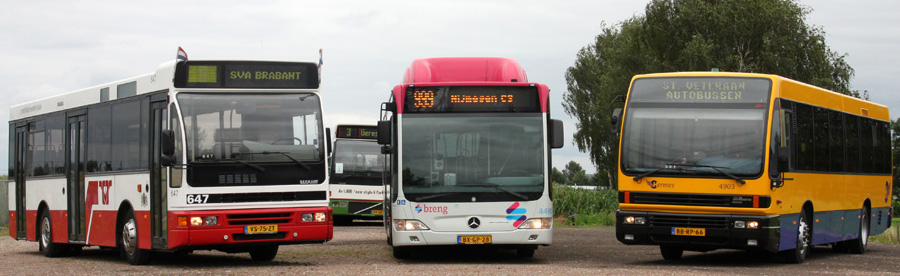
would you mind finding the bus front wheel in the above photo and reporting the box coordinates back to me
[120,211,151,265]
[392,246,411,259]
[659,245,683,260]
[781,210,811,263]
[249,245,279,261]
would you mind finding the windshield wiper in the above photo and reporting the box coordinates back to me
[237,151,312,171]
[233,160,265,172]
[672,164,746,184]
[459,184,529,201]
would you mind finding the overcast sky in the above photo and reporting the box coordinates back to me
[2,0,899,175]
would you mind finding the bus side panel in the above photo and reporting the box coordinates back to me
[778,212,800,251]
[87,210,119,247]
[7,211,13,239]
[51,210,68,244]
[812,210,845,245]
[871,206,892,236]
[25,210,38,241]
[137,210,152,250]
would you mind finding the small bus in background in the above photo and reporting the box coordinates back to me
[330,125,386,224]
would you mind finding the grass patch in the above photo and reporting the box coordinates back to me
[552,184,618,226]
[871,217,900,244]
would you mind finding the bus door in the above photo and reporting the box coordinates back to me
[150,98,168,249]
[66,112,87,242]
[14,124,27,240]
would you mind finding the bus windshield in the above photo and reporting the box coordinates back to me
[332,140,384,185]
[400,113,545,202]
[178,93,324,164]
[622,107,770,179]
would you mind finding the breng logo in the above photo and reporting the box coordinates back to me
[506,202,527,227]
[415,204,448,215]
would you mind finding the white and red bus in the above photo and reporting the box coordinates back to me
[329,125,385,224]
[376,57,564,258]
[8,57,333,265]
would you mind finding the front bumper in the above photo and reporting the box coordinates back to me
[616,210,780,252]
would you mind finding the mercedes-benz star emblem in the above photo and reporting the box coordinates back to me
[468,217,480,229]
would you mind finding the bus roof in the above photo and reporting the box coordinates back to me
[402,57,527,84]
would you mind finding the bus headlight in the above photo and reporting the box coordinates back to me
[623,216,646,225]
[190,216,218,226]
[518,218,552,229]
[302,213,328,222]
[734,220,760,229]
[394,219,430,231]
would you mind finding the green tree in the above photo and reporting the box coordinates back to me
[563,161,585,185]
[551,167,566,185]
[564,0,857,185]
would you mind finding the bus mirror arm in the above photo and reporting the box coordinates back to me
[381,145,393,155]
[771,146,793,189]
[611,108,623,134]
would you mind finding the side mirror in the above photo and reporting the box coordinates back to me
[777,146,790,173]
[377,120,391,145]
[550,119,564,149]
[611,108,623,134]
[162,130,175,156]
[160,130,176,167]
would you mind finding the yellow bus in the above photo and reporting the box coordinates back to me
[612,72,893,263]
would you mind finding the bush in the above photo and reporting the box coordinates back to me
[552,183,618,226]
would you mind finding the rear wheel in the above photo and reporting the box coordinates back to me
[120,211,151,265]
[659,245,683,260]
[848,207,870,254]
[249,245,279,262]
[39,210,65,257]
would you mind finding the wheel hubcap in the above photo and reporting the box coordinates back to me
[861,209,869,246]
[41,216,51,248]
[122,218,138,256]
[798,216,810,255]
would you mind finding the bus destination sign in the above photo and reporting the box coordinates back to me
[176,61,319,89]
[629,77,771,104]
[404,86,539,113]
[336,125,378,139]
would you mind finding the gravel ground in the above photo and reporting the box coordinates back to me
[2,223,900,275]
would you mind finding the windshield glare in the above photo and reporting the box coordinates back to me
[178,93,323,163]
[401,114,545,201]
[622,107,766,176]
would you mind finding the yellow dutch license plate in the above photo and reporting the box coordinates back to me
[245,224,278,235]
[458,235,492,244]
[372,209,384,215]
[672,227,706,236]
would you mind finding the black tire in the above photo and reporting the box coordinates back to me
[516,247,536,258]
[660,245,683,260]
[39,210,65,257]
[848,207,870,254]
[781,210,811,264]
[120,211,151,265]
[392,246,411,259]
[249,245,279,262]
